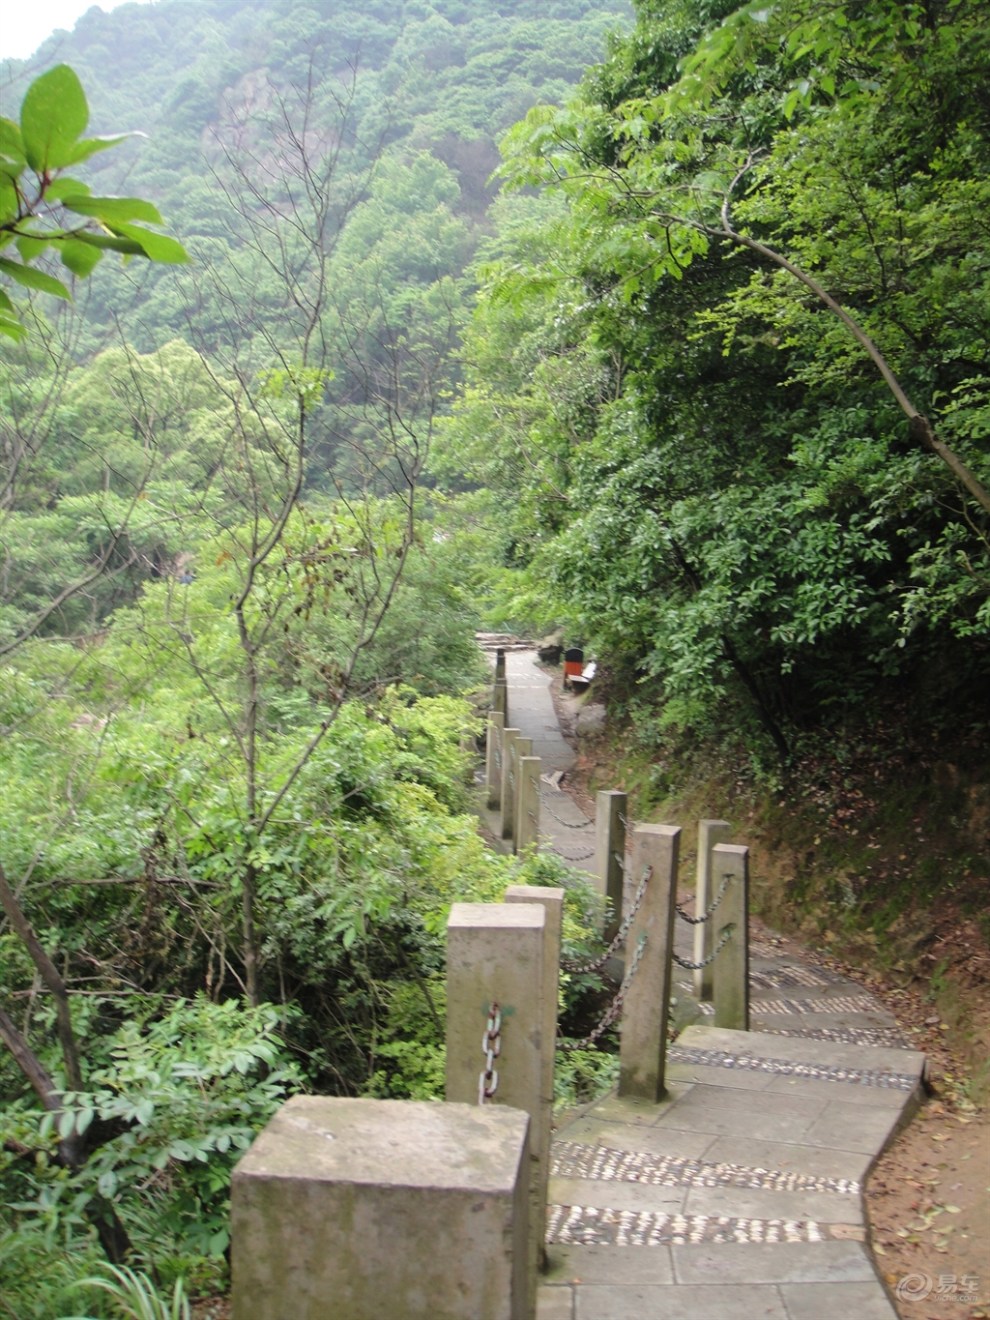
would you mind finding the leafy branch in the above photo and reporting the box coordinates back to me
[0,65,188,342]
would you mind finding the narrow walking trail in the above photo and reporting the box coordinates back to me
[493,649,927,1320]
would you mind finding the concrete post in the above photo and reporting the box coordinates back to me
[693,819,732,1000]
[504,885,563,1270]
[495,647,507,684]
[446,902,547,1317]
[516,756,541,855]
[231,1096,531,1320]
[712,843,750,1031]
[595,790,627,944]
[486,712,505,811]
[618,824,680,1102]
[500,728,520,841]
[511,737,532,853]
[494,678,508,723]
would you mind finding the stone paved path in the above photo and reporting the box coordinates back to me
[489,649,927,1320]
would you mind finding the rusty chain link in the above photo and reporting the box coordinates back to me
[561,864,653,975]
[561,934,648,1050]
[675,871,734,926]
[540,790,594,830]
[478,1002,501,1104]
[552,842,596,863]
[672,924,735,969]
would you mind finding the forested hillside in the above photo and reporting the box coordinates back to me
[2,0,989,1313]
[0,3,628,1312]
[440,0,990,957]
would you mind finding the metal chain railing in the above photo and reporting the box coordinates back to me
[675,871,733,926]
[672,924,735,970]
[540,790,594,831]
[552,841,596,863]
[478,1002,501,1104]
[560,934,648,1050]
[561,864,653,975]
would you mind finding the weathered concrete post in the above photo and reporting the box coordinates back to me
[446,902,547,1317]
[510,737,532,851]
[495,647,507,685]
[504,885,563,1269]
[500,728,520,842]
[595,790,627,943]
[618,824,680,1102]
[693,818,732,1000]
[494,678,509,723]
[487,711,505,811]
[230,1096,531,1320]
[516,755,541,855]
[712,843,750,1031]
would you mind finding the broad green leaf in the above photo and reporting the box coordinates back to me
[20,65,89,173]
[110,221,189,264]
[134,1099,155,1125]
[45,177,92,201]
[15,234,48,262]
[0,176,17,224]
[66,131,143,165]
[0,255,71,299]
[0,116,25,171]
[60,237,102,277]
[61,194,164,226]
[73,231,146,254]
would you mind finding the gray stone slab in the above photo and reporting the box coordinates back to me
[575,1283,788,1320]
[677,1025,924,1080]
[680,1181,862,1226]
[802,1099,910,1153]
[584,1084,694,1127]
[536,1286,574,1320]
[556,1116,717,1162]
[651,1086,830,1144]
[750,1008,901,1033]
[504,652,575,775]
[672,1239,877,1285]
[549,1176,687,1217]
[544,1244,675,1286]
[666,1060,781,1092]
[761,1023,911,1049]
[763,1072,920,1108]
[700,1135,872,1186]
[780,1281,899,1320]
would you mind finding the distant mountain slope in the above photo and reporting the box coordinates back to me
[1,0,629,352]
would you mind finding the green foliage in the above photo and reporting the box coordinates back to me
[0,65,187,341]
[0,3,628,1309]
[447,0,990,760]
[554,1047,620,1110]
[60,1264,190,1320]
[0,999,295,1313]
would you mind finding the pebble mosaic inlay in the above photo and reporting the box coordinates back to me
[667,1045,917,1091]
[546,1203,841,1247]
[552,1140,860,1195]
[749,965,835,990]
[743,992,883,1016]
[765,1024,909,1049]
